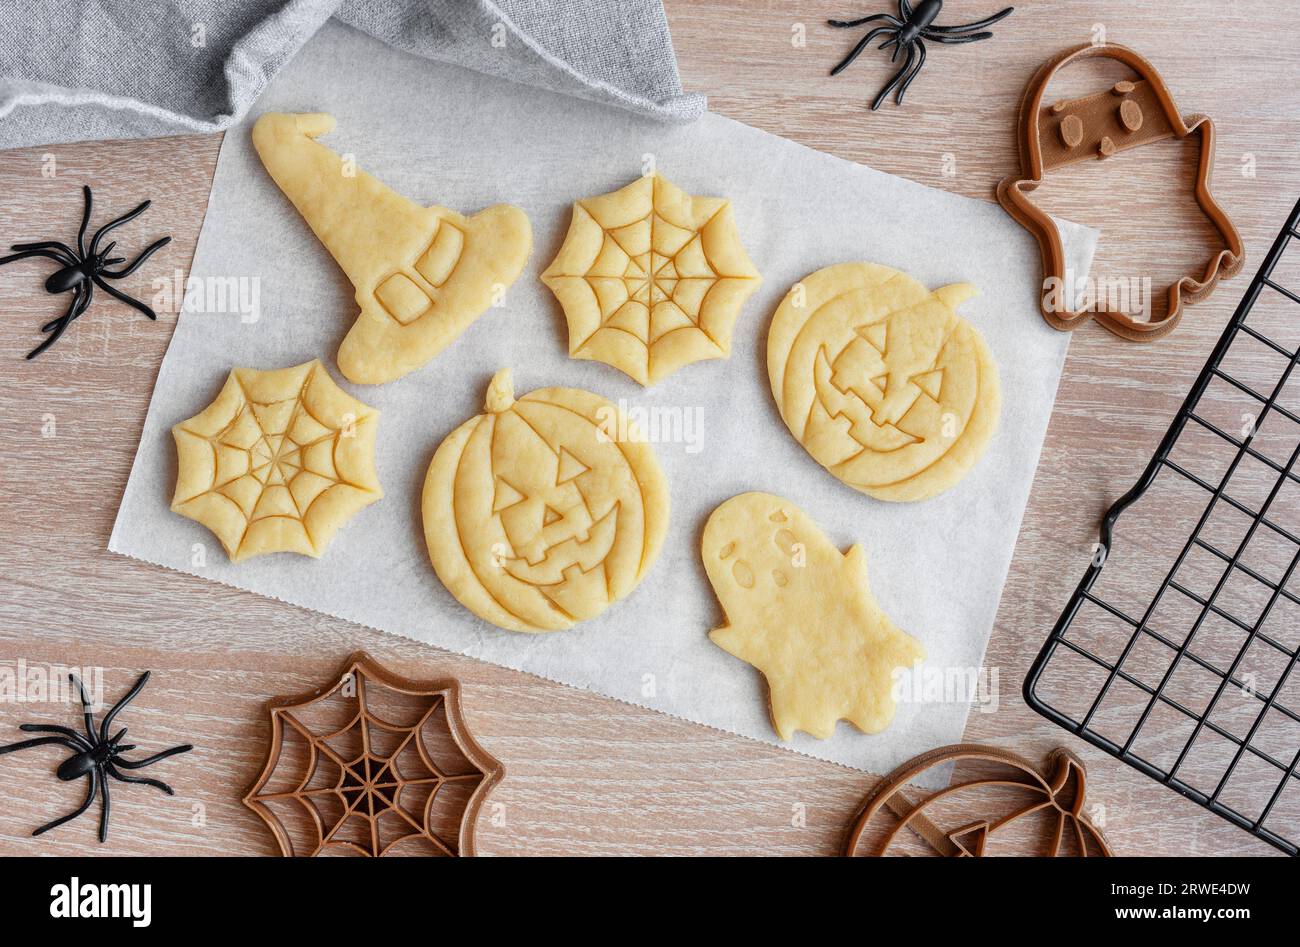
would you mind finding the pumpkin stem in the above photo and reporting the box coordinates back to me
[484,368,515,413]
[933,282,978,310]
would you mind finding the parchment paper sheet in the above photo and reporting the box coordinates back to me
[111,21,1097,786]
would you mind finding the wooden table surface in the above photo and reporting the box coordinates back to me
[1,1,1297,857]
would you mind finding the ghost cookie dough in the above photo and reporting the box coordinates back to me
[768,263,1000,502]
[703,492,924,740]
[252,112,532,385]
[171,359,382,562]
[541,173,761,385]
[423,369,669,633]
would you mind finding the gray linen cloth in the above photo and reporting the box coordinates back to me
[0,0,705,149]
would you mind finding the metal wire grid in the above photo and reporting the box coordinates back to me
[1024,196,1300,856]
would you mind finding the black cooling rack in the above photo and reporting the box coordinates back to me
[1024,195,1300,856]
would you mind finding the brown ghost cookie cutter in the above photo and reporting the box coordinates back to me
[844,743,1112,856]
[997,43,1244,341]
[243,652,503,857]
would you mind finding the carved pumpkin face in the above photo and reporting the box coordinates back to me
[422,369,669,633]
[768,262,1001,502]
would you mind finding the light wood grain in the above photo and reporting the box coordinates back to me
[1,1,1297,857]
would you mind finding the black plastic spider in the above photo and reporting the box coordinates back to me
[0,185,171,359]
[829,0,1014,110]
[0,671,192,843]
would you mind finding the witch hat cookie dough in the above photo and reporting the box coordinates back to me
[252,112,532,384]
[703,493,924,740]
[423,369,669,633]
[171,359,382,562]
[542,173,761,385]
[768,262,1000,502]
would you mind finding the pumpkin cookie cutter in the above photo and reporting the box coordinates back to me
[244,652,503,857]
[844,743,1112,856]
[997,43,1244,341]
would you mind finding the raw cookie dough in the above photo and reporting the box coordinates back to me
[703,492,925,740]
[768,263,1000,502]
[171,359,382,562]
[423,369,669,633]
[252,112,532,385]
[541,173,761,385]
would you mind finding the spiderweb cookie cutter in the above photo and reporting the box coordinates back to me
[844,743,1112,856]
[997,42,1244,341]
[243,652,503,857]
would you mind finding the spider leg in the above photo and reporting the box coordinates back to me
[96,671,150,742]
[98,236,170,279]
[18,723,92,749]
[69,673,98,742]
[113,742,193,769]
[32,770,97,838]
[88,198,151,256]
[900,0,913,20]
[896,37,927,104]
[12,239,76,255]
[39,282,91,331]
[827,12,900,28]
[920,30,995,43]
[28,286,89,358]
[8,241,77,265]
[106,761,174,795]
[31,775,96,837]
[0,248,69,268]
[871,42,916,110]
[76,185,93,257]
[91,274,158,321]
[36,282,91,337]
[923,6,1013,32]
[98,771,111,842]
[830,25,895,76]
[0,735,83,755]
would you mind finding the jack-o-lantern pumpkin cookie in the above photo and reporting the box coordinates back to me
[422,369,669,633]
[704,492,925,740]
[252,112,532,385]
[171,359,382,562]
[542,173,761,385]
[768,263,1000,502]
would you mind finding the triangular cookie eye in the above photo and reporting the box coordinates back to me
[910,368,943,402]
[555,447,590,485]
[857,322,887,353]
[492,477,526,513]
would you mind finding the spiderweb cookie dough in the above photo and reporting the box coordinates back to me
[253,112,532,385]
[768,263,1000,502]
[703,492,925,740]
[171,359,382,562]
[541,173,761,385]
[423,369,669,633]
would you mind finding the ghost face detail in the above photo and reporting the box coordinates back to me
[768,263,1001,502]
[423,369,669,633]
[708,505,807,605]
